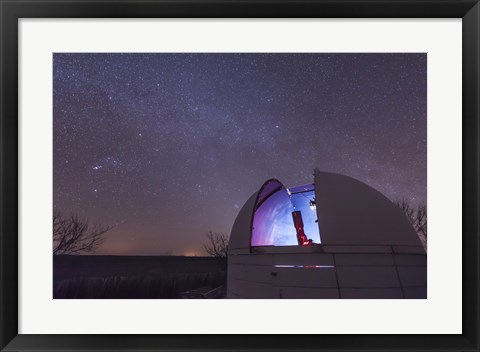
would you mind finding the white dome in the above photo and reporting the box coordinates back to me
[314,170,422,246]
[228,192,258,252]
[229,170,423,251]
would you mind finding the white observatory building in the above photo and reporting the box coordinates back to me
[227,169,426,299]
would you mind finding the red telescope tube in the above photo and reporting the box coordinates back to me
[292,211,312,246]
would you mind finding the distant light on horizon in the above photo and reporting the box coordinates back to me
[184,252,198,257]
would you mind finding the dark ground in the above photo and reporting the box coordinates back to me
[53,255,227,299]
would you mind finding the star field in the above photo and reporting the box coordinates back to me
[53,53,427,255]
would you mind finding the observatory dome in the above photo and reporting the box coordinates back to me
[229,169,423,251]
[227,170,426,299]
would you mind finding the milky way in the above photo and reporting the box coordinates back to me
[53,53,426,255]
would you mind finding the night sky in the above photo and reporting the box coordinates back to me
[53,53,426,256]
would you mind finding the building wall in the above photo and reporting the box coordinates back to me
[227,245,426,299]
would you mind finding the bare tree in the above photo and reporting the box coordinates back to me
[395,199,427,250]
[53,209,112,255]
[203,231,229,258]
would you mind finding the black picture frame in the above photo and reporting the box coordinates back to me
[1,0,478,351]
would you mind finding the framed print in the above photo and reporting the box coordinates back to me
[1,0,479,351]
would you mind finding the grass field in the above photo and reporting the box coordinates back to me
[53,255,227,299]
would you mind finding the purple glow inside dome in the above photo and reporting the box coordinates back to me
[251,183,321,246]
